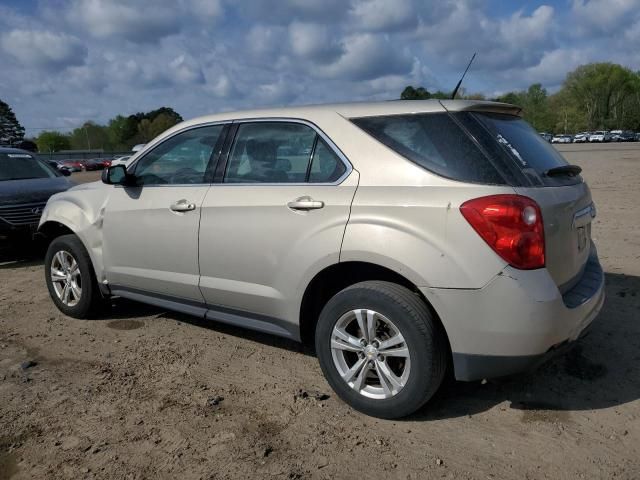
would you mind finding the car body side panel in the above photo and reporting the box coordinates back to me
[38,183,111,281]
[341,184,513,289]
[198,171,359,332]
[101,185,211,302]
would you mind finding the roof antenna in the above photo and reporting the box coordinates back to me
[451,52,477,100]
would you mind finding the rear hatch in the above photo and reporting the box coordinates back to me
[454,109,594,291]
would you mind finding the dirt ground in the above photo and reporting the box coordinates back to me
[1,143,639,479]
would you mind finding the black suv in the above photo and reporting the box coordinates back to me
[0,147,73,242]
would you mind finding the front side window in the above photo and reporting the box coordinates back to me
[134,125,224,185]
[224,122,317,184]
[0,153,57,181]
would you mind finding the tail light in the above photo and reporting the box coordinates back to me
[460,194,545,270]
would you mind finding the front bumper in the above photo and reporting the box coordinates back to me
[423,249,605,381]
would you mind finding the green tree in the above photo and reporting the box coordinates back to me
[561,63,638,129]
[401,86,431,100]
[0,99,25,146]
[35,131,71,152]
[69,122,112,151]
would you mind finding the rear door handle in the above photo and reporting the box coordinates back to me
[170,200,196,212]
[287,196,324,211]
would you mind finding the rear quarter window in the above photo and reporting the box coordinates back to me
[351,113,506,185]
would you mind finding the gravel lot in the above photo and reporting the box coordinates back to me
[1,143,639,479]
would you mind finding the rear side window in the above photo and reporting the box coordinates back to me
[351,113,505,185]
[309,139,346,183]
[470,113,579,186]
[224,122,348,184]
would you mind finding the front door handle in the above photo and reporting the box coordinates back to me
[170,199,196,212]
[287,196,324,211]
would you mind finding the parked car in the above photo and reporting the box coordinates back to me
[551,134,573,144]
[46,159,73,175]
[131,144,146,152]
[589,131,610,142]
[539,132,553,142]
[57,159,85,172]
[1,147,73,242]
[84,158,112,171]
[39,101,604,419]
[572,132,590,143]
[612,131,636,142]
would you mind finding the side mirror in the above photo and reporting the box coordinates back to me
[60,168,71,177]
[102,165,130,185]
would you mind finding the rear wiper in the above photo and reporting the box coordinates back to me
[544,165,582,177]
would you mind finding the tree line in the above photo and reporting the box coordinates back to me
[0,103,183,153]
[33,107,183,153]
[401,62,640,133]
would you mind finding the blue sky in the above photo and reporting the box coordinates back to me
[1,0,639,135]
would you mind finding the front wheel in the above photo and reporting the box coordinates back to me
[315,281,447,419]
[45,234,104,318]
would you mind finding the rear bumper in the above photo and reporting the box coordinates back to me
[423,248,605,381]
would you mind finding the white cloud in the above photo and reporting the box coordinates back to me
[349,0,418,32]
[169,55,205,85]
[318,34,413,81]
[571,0,639,33]
[0,29,87,70]
[288,22,344,63]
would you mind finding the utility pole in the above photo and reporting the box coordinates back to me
[84,126,91,151]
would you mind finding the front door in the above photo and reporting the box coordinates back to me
[102,124,226,301]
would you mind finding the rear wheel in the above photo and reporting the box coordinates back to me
[315,281,447,419]
[45,234,104,318]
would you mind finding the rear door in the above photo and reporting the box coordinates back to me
[197,120,357,327]
[466,112,595,290]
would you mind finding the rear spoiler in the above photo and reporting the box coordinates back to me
[439,100,523,117]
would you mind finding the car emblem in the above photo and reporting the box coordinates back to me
[31,207,42,215]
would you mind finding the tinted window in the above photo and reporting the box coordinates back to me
[224,122,316,183]
[309,139,346,183]
[471,113,577,185]
[0,153,57,181]
[134,125,224,185]
[351,113,505,184]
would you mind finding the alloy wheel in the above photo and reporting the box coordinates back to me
[50,250,82,307]
[330,309,411,399]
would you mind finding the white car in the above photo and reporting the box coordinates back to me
[589,131,610,142]
[573,132,590,143]
[38,100,604,418]
[551,134,573,144]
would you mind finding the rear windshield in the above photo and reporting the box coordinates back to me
[0,153,57,181]
[470,113,580,186]
[351,113,506,185]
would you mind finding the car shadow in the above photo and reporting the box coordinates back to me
[0,241,45,269]
[409,272,640,420]
[71,271,640,417]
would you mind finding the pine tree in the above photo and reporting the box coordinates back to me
[0,99,25,146]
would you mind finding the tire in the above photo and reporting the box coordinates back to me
[315,281,447,419]
[44,234,105,318]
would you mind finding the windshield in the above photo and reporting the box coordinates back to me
[0,153,58,181]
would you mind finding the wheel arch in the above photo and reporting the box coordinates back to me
[299,261,453,361]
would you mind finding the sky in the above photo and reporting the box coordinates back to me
[1,0,639,135]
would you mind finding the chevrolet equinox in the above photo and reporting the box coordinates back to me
[40,100,604,418]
